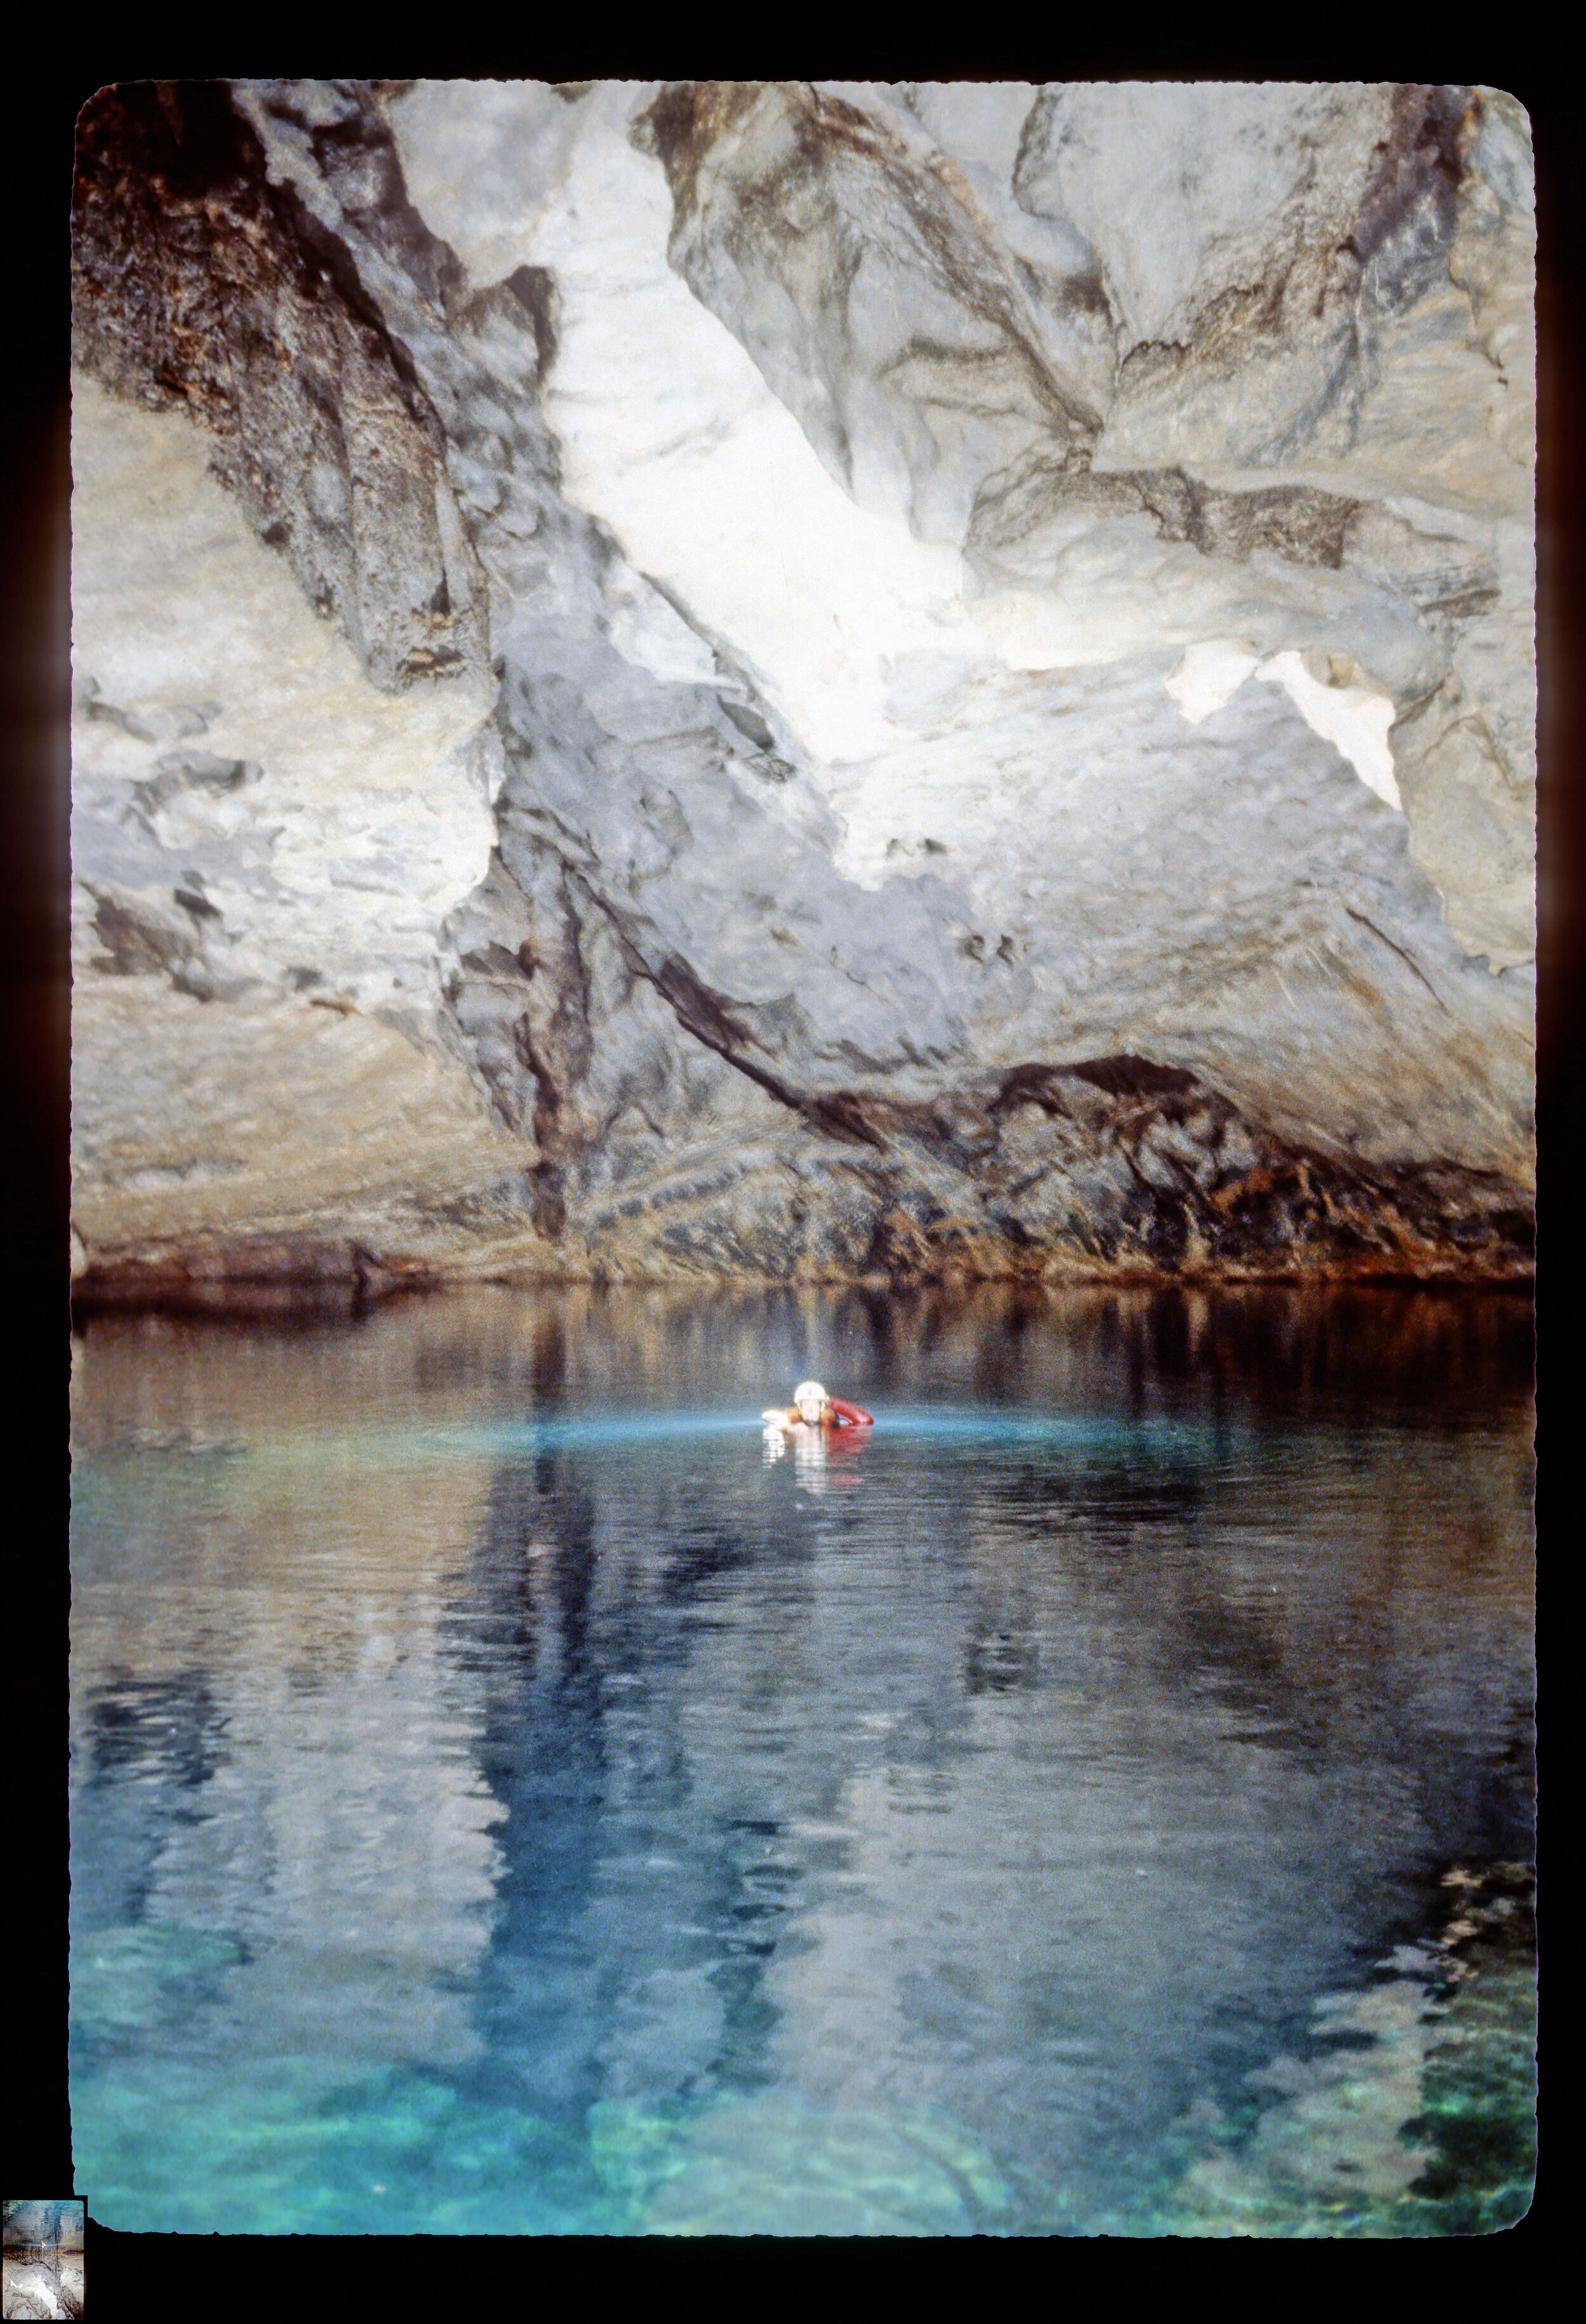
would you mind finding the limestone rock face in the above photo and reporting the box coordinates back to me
[69,79,1535,1294]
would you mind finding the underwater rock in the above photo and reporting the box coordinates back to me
[69,81,1535,1296]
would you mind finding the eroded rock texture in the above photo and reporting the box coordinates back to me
[70,79,1536,1295]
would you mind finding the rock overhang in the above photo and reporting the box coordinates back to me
[68,79,1536,1299]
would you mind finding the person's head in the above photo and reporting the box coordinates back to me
[794,1379,829,1426]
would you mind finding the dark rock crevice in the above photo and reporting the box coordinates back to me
[72,78,488,691]
[1347,84,1478,313]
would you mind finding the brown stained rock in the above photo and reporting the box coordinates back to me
[73,1234,420,1315]
[72,81,487,692]
[967,445,1364,588]
[563,1065,1533,1291]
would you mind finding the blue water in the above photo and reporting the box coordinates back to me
[70,1285,1535,2236]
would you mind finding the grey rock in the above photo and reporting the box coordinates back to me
[1028,83,1475,471]
[72,81,488,693]
[85,880,237,1001]
[1342,503,1500,617]
[966,448,1365,584]
[1013,83,1401,351]
[68,79,1535,1294]
[632,81,1101,544]
[1391,682,1534,969]
[133,751,261,814]
[88,882,202,978]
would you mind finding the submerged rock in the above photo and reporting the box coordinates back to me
[69,80,1535,1297]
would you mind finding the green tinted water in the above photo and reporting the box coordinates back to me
[70,1283,1535,2235]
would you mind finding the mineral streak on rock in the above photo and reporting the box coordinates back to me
[72,81,489,692]
[69,79,1535,1301]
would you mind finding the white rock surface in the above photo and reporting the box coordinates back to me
[70,375,526,1257]
[72,376,496,1017]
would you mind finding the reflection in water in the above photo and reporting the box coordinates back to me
[762,1422,871,1494]
[70,1286,1535,2235]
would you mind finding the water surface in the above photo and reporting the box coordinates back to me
[70,1284,1535,2235]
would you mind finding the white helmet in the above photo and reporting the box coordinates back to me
[793,1379,829,1421]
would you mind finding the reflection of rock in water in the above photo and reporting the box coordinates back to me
[595,2091,1014,2236]
[1160,1861,1537,2236]
[69,1284,1533,2231]
[442,1319,1531,2210]
[69,1278,1538,1451]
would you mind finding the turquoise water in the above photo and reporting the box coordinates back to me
[70,1285,1535,2236]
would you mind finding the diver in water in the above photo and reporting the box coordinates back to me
[763,1379,874,1433]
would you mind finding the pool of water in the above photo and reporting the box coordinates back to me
[69,1283,1536,2236]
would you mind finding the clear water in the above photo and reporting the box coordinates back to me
[70,1284,1536,2236]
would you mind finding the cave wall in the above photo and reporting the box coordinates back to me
[69,79,1536,1295]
